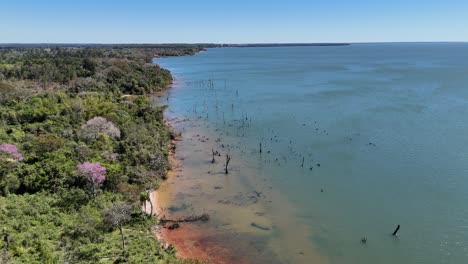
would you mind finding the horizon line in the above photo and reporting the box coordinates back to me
[1,41,467,45]
[0,41,468,48]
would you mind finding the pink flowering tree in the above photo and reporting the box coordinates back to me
[0,144,24,161]
[77,162,106,200]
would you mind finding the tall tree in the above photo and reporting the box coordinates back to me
[103,202,132,251]
[77,162,106,200]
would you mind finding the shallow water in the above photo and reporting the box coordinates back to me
[155,43,468,264]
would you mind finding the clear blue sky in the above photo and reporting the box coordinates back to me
[1,0,467,43]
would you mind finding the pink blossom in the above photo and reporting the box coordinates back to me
[77,162,106,184]
[0,143,24,161]
[77,161,106,200]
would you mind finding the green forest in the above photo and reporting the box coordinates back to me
[0,46,202,263]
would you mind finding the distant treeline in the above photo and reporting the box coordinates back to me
[219,43,350,47]
[0,43,216,49]
[0,42,350,50]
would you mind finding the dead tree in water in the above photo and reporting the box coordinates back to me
[259,143,262,153]
[211,148,216,163]
[225,153,231,174]
[301,157,305,167]
[392,224,400,236]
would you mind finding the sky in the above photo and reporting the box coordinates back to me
[0,0,467,43]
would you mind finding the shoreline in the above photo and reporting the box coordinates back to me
[146,117,220,262]
[147,108,329,264]
[147,76,247,262]
[150,54,329,263]
[148,54,216,262]
[149,113,329,264]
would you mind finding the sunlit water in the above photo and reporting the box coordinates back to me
[155,43,468,264]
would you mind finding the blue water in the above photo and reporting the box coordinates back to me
[156,43,468,264]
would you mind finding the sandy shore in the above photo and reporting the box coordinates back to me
[144,121,222,262]
[143,115,329,264]
[145,119,256,263]
[145,75,328,263]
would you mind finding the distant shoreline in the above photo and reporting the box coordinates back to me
[3,42,468,49]
[0,43,350,49]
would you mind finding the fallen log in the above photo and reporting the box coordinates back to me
[160,213,210,225]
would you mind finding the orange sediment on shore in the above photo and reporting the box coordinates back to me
[145,122,255,263]
[147,116,329,264]
[146,143,235,263]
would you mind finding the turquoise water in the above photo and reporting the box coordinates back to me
[156,43,468,263]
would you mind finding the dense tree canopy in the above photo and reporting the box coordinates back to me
[0,47,196,263]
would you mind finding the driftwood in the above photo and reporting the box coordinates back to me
[160,213,210,226]
[392,224,400,236]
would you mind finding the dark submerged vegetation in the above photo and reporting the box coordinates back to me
[0,46,203,263]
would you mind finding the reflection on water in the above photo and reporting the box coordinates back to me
[155,43,468,264]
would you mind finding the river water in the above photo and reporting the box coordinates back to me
[155,43,468,264]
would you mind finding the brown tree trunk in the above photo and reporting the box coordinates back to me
[147,191,153,216]
[92,183,96,201]
[119,226,125,251]
[225,154,231,174]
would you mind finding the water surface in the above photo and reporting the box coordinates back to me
[155,43,468,264]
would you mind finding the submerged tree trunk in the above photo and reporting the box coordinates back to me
[225,154,231,174]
